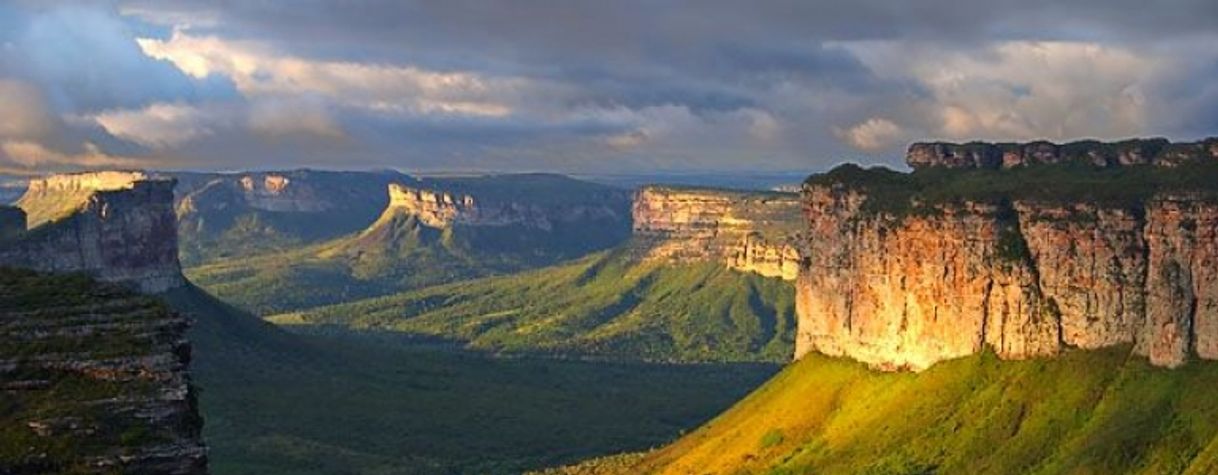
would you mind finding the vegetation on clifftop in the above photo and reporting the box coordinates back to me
[807,160,1218,217]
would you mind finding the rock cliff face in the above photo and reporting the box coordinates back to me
[908,137,1218,170]
[388,183,553,229]
[1,173,184,293]
[0,268,207,474]
[0,205,24,240]
[632,186,802,280]
[796,140,1218,370]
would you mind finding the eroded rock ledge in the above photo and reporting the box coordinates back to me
[797,140,1218,370]
[632,186,803,280]
[908,137,1218,170]
[1,172,184,293]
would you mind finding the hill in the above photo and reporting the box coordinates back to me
[186,173,632,314]
[164,283,776,474]
[555,348,1218,475]
[283,247,797,363]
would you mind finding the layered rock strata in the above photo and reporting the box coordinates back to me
[0,268,207,474]
[632,186,802,280]
[907,137,1218,170]
[1,174,184,293]
[796,142,1218,370]
[379,182,628,231]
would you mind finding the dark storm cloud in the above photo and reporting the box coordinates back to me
[0,0,1215,174]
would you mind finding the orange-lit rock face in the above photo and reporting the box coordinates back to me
[632,186,802,280]
[795,184,1218,370]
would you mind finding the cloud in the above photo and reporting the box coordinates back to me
[90,102,220,148]
[835,118,905,151]
[0,140,146,174]
[0,79,54,140]
[137,30,524,118]
[248,100,344,139]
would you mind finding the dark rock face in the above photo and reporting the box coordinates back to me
[0,268,207,474]
[907,137,1218,170]
[1,178,184,293]
[0,206,24,241]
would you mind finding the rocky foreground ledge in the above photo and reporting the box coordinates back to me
[797,137,1218,370]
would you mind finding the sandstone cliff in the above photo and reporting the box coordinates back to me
[2,173,184,293]
[908,137,1218,170]
[796,139,1218,369]
[0,268,207,474]
[632,186,802,280]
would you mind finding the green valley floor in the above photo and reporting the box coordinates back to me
[164,285,776,474]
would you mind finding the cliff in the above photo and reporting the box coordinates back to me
[173,170,407,265]
[632,186,802,280]
[2,173,184,293]
[0,268,207,474]
[796,139,1218,370]
[18,171,150,228]
[908,137,1218,170]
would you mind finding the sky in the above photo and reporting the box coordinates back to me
[0,0,1216,175]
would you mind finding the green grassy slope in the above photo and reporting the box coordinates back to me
[287,248,797,363]
[566,348,1218,475]
[164,284,777,474]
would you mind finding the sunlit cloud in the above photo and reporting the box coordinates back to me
[90,102,220,149]
[137,30,521,118]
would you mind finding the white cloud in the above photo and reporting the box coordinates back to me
[834,117,905,151]
[137,30,522,118]
[90,102,220,148]
[838,40,1159,143]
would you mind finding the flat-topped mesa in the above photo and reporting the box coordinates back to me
[907,137,1218,170]
[19,170,149,228]
[386,183,481,228]
[632,186,803,280]
[1,173,184,293]
[796,168,1218,370]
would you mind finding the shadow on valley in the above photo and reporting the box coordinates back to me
[163,284,776,474]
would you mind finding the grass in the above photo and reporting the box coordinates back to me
[288,248,797,363]
[165,284,778,474]
[556,347,1218,475]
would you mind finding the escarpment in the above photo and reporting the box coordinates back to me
[632,186,802,280]
[0,268,207,474]
[796,138,1218,370]
[1,172,184,293]
[908,136,1218,170]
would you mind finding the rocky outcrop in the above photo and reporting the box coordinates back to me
[387,183,547,229]
[0,206,24,240]
[908,137,1218,170]
[0,268,207,474]
[1,173,184,293]
[796,142,1218,370]
[18,171,150,228]
[632,186,802,280]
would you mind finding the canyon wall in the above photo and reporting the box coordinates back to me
[632,186,803,280]
[908,137,1218,170]
[796,139,1218,370]
[385,182,628,230]
[1,173,184,293]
